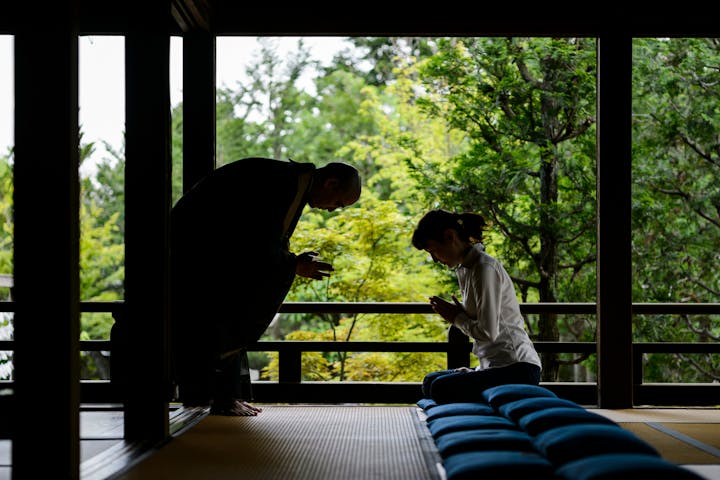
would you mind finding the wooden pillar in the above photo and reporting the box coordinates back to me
[124,0,172,440]
[182,29,216,192]
[12,1,81,477]
[596,33,633,408]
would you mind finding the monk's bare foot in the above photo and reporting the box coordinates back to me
[237,401,263,415]
[210,399,263,416]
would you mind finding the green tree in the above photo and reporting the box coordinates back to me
[410,37,598,381]
[0,152,12,281]
[82,141,125,245]
[78,140,125,379]
[0,140,125,380]
[632,37,720,383]
[341,37,437,86]
[264,196,448,382]
[216,37,318,165]
[0,151,14,380]
[171,102,184,203]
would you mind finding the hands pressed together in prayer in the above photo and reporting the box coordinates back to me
[296,251,334,280]
[429,294,464,324]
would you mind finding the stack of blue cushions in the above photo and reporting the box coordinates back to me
[418,383,705,480]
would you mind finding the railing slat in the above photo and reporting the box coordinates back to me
[1,301,718,407]
[1,300,720,315]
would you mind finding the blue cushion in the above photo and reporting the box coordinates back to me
[518,406,618,436]
[425,402,495,422]
[554,453,706,479]
[533,424,660,466]
[435,429,536,458]
[498,396,584,422]
[417,398,438,410]
[442,450,554,480]
[481,384,557,409]
[428,415,518,439]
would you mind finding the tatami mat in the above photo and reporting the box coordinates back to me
[619,423,719,464]
[594,408,720,424]
[3,406,718,479]
[116,406,443,480]
[595,408,720,480]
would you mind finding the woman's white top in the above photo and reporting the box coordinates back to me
[452,243,542,371]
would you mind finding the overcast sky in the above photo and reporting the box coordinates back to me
[0,35,350,172]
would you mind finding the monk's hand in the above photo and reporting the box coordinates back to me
[429,295,464,324]
[296,251,334,280]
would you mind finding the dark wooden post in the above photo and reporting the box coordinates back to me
[596,33,633,408]
[12,1,81,477]
[124,0,172,440]
[182,29,216,192]
[279,346,302,384]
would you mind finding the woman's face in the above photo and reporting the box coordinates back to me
[423,230,465,268]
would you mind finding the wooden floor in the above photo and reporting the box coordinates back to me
[0,405,718,479]
[0,404,206,480]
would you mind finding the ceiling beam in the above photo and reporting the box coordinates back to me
[1,4,718,37]
[171,0,212,32]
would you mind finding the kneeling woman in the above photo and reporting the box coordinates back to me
[412,209,542,404]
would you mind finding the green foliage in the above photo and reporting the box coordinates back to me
[216,38,320,165]
[290,197,437,302]
[300,69,382,167]
[262,316,447,382]
[632,38,720,382]
[260,196,450,381]
[78,141,125,320]
[414,37,598,301]
[60,137,127,379]
[343,37,438,86]
[0,148,124,376]
[632,38,720,303]
[0,154,13,279]
[5,36,713,385]
[407,37,599,380]
[171,103,184,203]
[0,153,13,379]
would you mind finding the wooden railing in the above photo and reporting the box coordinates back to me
[0,301,719,406]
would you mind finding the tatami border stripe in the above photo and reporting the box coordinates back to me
[412,407,445,480]
[646,422,720,459]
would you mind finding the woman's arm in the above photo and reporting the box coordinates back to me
[454,262,502,342]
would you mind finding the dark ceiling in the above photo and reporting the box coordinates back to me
[1,1,719,37]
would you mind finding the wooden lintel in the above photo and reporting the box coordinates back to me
[171,0,211,32]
